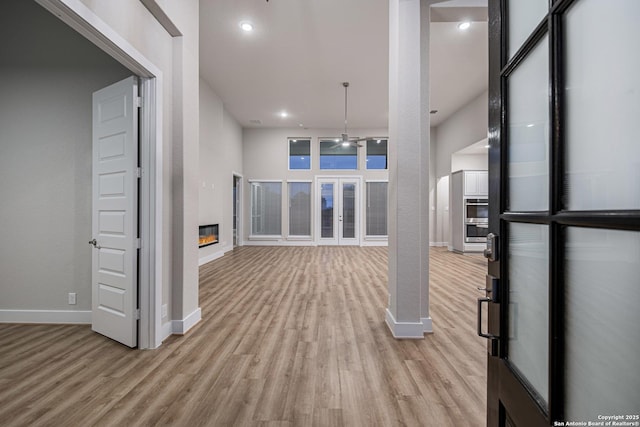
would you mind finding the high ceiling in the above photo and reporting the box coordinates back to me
[199,0,487,130]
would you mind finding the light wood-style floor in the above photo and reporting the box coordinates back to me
[0,247,487,426]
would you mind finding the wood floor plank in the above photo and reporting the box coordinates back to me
[0,246,487,426]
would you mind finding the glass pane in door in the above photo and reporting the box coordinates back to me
[320,183,334,238]
[342,183,355,239]
[508,222,549,406]
[564,0,640,211]
[564,227,640,420]
[507,0,547,59]
[507,35,549,212]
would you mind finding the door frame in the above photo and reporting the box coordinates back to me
[36,0,164,349]
[232,172,243,247]
[315,175,362,246]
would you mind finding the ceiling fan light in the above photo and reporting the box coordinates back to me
[341,141,350,147]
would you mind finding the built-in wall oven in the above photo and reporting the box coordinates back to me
[465,198,489,243]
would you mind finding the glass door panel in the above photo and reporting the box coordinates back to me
[507,0,548,59]
[507,35,549,212]
[564,227,640,420]
[317,178,360,246]
[341,183,356,239]
[507,223,549,407]
[320,183,334,239]
[564,0,640,211]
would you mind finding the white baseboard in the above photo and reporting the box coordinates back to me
[243,240,317,247]
[172,307,201,335]
[384,309,425,339]
[421,317,433,334]
[429,242,448,247]
[0,309,92,324]
[360,240,389,247]
[161,320,173,341]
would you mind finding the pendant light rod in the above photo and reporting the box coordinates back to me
[343,82,349,135]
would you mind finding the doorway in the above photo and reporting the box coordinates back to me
[232,174,242,247]
[316,177,361,246]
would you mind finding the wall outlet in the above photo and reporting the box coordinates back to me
[161,304,168,318]
[68,292,77,305]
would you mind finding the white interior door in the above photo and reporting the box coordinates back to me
[91,76,139,347]
[317,177,360,246]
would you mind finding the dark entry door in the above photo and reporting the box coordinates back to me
[483,1,640,425]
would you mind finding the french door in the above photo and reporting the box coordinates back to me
[483,1,640,426]
[317,177,360,245]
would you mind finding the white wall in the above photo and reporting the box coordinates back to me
[199,78,243,262]
[242,127,389,244]
[431,90,488,246]
[451,153,488,173]
[435,90,488,179]
[0,0,130,313]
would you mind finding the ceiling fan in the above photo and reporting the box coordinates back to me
[338,82,368,148]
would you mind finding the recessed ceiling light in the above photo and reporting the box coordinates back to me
[279,111,289,118]
[240,21,254,32]
[527,123,535,128]
[458,21,471,31]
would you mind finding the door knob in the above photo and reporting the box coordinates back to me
[88,239,102,249]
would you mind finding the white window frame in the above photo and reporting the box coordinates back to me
[319,138,359,171]
[249,179,283,240]
[365,179,389,240]
[287,180,313,241]
[365,137,389,170]
[288,138,312,171]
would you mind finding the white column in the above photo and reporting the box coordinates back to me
[386,0,433,339]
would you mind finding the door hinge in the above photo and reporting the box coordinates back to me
[136,238,142,249]
[135,309,140,320]
[136,167,142,178]
[135,96,142,108]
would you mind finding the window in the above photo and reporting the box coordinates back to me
[366,182,388,236]
[366,139,388,170]
[288,182,311,237]
[289,139,311,170]
[319,139,358,170]
[250,181,282,236]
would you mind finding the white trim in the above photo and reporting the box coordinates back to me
[198,243,233,266]
[248,179,283,183]
[421,317,433,334]
[249,235,283,241]
[364,179,390,183]
[385,309,425,339]
[285,179,313,183]
[360,240,389,247]
[287,138,312,171]
[286,235,313,241]
[36,0,164,349]
[430,241,449,247]
[232,172,243,248]
[0,310,92,324]
[243,240,317,247]
[172,308,201,335]
[161,321,173,342]
[139,0,182,36]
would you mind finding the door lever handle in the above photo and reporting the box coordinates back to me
[88,239,102,249]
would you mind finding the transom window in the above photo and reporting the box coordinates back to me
[288,139,311,170]
[366,139,388,170]
[319,139,358,170]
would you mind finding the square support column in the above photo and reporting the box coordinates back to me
[386,0,433,339]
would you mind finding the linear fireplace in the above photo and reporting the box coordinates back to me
[198,224,219,248]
